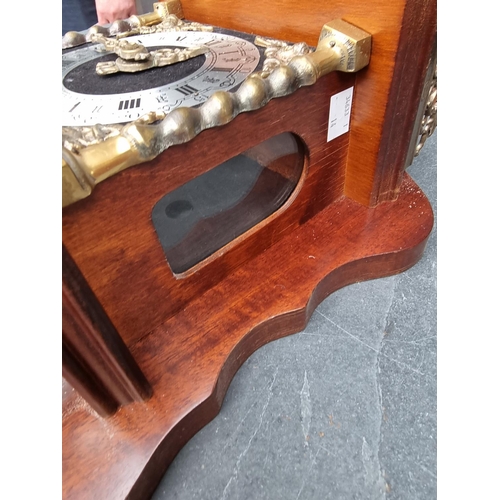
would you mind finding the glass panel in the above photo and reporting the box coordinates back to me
[152,132,304,274]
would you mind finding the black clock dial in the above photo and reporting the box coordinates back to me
[63,46,207,95]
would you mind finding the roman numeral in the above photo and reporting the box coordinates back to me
[204,39,220,46]
[118,98,141,110]
[176,84,199,96]
[69,102,81,113]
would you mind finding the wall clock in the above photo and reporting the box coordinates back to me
[62,1,436,499]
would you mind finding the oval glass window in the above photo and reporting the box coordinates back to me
[152,132,305,274]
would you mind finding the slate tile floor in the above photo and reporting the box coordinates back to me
[152,132,437,500]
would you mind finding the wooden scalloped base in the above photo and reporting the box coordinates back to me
[62,174,434,500]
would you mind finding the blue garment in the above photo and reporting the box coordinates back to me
[62,0,98,35]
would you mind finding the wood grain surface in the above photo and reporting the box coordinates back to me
[182,0,436,206]
[62,174,434,499]
[62,0,437,497]
[62,72,355,348]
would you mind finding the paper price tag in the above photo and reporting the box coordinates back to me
[327,87,354,142]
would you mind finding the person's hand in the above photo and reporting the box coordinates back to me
[95,0,137,24]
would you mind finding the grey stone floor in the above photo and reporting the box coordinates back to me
[152,132,437,500]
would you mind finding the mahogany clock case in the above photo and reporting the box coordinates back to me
[62,69,356,349]
[62,0,436,499]
[150,132,437,500]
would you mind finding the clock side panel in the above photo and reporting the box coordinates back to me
[62,71,355,348]
[182,0,436,206]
